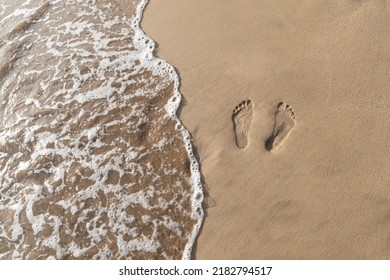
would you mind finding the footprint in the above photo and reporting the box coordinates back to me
[232,100,253,149]
[266,102,296,151]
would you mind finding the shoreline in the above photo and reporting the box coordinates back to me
[138,0,205,260]
[0,0,203,259]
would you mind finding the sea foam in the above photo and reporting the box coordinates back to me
[0,0,203,260]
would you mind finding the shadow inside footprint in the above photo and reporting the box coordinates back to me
[265,135,275,151]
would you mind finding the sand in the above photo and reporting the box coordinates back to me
[143,0,390,259]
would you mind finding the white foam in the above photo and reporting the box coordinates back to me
[133,0,204,260]
[0,0,204,260]
[17,161,30,171]
[25,185,45,235]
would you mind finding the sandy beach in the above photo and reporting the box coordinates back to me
[143,0,390,259]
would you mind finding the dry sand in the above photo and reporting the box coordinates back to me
[143,0,390,259]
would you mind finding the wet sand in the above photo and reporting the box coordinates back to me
[0,0,201,259]
[143,0,390,259]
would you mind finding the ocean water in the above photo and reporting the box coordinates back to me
[0,0,203,259]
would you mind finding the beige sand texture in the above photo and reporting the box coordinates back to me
[143,0,390,259]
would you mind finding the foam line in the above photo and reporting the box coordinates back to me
[132,0,205,260]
